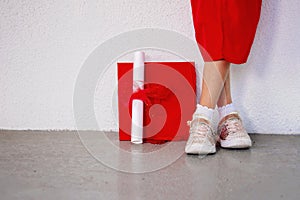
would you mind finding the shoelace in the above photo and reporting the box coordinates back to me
[224,118,243,136]
[188,120,212,138]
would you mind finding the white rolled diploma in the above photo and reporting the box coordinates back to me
[131,51,145,144]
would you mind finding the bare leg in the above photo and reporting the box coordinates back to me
[217,67,232,107]
[199,60,230,109]
[185,60,231,154]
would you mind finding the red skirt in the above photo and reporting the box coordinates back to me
[191,0,262,64]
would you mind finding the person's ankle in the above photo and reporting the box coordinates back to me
[217,102,237,120]
[193,104,215,122]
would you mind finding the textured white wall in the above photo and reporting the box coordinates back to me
[0,0,299,134]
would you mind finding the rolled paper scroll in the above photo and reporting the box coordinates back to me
[131,51,145,144]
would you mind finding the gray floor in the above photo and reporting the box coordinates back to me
[0,130,299,200]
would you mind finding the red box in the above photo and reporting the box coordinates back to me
[118,62,196,143]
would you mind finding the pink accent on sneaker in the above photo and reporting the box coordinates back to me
[217,112,252,149]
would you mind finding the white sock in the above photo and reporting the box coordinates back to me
[193,104,214,121]
[217,103,237,120]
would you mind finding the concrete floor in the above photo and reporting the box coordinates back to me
[0,131,299,200]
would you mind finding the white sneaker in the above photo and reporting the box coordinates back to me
[217,112,252,149]
[185,116,217,155]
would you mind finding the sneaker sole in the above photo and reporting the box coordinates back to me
[220,138,252,149]
[185,144,216,155]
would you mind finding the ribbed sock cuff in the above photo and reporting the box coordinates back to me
[193,104,215,121]
[217,103,237,120]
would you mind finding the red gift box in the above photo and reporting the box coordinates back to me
[118,62,196,143]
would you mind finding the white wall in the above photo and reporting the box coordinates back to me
[0,0,299,134]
